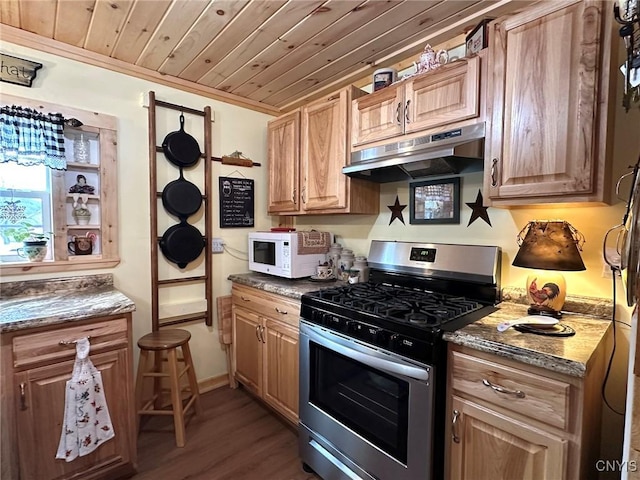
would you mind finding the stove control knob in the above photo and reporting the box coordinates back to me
[344,321,356,333]
[325,315,341,328]
[366,326,383,342]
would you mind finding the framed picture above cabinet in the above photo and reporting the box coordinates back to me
[0,94,120,275]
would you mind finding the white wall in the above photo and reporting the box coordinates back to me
[0,41,274,385]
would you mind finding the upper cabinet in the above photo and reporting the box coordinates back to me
[268,86,379,216]
[268,110,300,214]
[484,1,616,206]
[351,56,482,148]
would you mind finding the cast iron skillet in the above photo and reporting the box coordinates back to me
[162,168,202,220]
[159,221,205,268]
[162,113,201,168]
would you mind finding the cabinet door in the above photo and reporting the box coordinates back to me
[15,350,134,480]
[486,1,602,201]
[405,56,480,134]
[267,110,300,214]
[232,306,262,396]
[449,396,567,480]
[351,85,404,146]
[301,90,349,212]
[262,319,299,424]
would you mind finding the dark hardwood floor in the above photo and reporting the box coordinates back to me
[133,386,319,480]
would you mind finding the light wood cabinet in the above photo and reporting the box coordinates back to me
[446,345,607,480]
[484,1,616,205]
[1,314,136,480]
[231,284,300,424]
[351,55,481,148]
[267,86,379,215]
[267,110,300,214]
[449,396,567,480]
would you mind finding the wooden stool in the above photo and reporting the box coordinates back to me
[135,329,202,447]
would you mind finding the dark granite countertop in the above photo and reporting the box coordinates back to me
[228,272,612,378]
[0,274,136,333]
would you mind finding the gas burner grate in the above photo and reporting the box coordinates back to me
[306,282,484,328]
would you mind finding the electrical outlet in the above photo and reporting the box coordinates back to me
[211,238,224,253]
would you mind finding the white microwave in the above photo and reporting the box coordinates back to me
[248,232,327,279]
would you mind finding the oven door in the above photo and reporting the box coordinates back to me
[299,320,434,480]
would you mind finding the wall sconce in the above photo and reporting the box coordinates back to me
[512,220,586,318]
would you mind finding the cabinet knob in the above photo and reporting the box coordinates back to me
[452,409,460,443]
[490,158,499,187]
[482,378,525,398]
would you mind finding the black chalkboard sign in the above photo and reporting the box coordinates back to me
[219,176,255,228]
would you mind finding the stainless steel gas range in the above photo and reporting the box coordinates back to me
[298,240,501,480]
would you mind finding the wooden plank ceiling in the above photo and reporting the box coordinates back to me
[0,0,534,114]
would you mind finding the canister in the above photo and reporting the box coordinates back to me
[354,256,369,282]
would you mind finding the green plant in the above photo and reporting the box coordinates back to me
[4,222,51,243]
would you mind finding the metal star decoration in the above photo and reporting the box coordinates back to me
[465,190,492,227]
[387,195,407,225]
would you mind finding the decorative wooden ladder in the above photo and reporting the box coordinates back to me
[147,91,213,330]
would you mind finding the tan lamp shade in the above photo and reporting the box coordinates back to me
[512,221,586,271]
[512,221,585,318]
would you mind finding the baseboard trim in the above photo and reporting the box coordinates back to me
[198,373,230,394]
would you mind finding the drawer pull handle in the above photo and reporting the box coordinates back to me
[260,325,265,343]
[240,296,251,302]
[482,378,525,398]
[19,382,27,410]
[405,100,411,124]
[452,409,461,443]
[59,335,91,346]
[275,307,288,315]
[396,102,402,125]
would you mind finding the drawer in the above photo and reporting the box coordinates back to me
[232,284,300,328]
[13,317,128,369]
[450,350,570,430]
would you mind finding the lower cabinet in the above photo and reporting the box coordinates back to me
[446,344,607,480]
[449,396,567,480]
[231,284,300,424]
[1,314,136,480]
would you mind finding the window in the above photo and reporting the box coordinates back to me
[0,163,52,262]
[0,94,120,275]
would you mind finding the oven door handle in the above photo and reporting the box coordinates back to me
[305,328,429,381]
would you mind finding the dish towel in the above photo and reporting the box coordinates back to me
[55,337,115,462]
[297,231,331,255]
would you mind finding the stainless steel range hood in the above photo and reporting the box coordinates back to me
[344,123,485,183]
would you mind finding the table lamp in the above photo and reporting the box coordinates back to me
[512,220,586,318]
